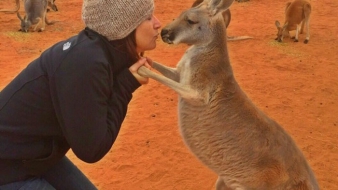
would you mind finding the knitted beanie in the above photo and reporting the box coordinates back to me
[82,0,154,41]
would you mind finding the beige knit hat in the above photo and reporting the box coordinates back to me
[82,0,154,41]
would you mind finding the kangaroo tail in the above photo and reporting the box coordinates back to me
[227,36,253,41]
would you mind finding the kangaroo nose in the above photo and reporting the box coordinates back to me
[160,28,174,44]
[161,29,169,37]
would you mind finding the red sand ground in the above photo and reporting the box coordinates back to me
[0,0,337,189]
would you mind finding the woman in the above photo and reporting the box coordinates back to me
[0,0,161,189]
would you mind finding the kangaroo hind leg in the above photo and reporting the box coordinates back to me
[33,18,43,32]
[303,3,311,44]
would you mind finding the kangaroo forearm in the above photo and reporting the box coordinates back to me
[152,61,179,82]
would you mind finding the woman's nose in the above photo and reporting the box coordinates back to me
[153,16,162,29]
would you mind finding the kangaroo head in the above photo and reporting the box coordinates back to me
[275,20,290,42]
[48,0,58,11]
[17,12,31,32]
[161,0,234,46]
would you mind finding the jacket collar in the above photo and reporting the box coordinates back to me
[84,27,134,74]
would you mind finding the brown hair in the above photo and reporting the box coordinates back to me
[109,30,144,63]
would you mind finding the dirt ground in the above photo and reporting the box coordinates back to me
[0,0,337,189]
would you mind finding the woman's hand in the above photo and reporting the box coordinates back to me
[129,57,151,85]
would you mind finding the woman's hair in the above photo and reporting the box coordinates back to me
[109,30,144,63]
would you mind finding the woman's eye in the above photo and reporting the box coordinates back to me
[146,16,153,21]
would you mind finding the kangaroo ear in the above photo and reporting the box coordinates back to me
[275,20,281,28]
[16,12,23,21]
[209,0,234,15]
[191,0,205,7]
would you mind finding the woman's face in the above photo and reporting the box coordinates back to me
[135,15,162,53]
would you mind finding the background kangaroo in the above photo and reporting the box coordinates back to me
[138,0,319,189]
[17,0,56,32]
[0,0,58,13]
[275,0,311,44]
[192,0,252,41]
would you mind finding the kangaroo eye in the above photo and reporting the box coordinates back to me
[187,19,198,25]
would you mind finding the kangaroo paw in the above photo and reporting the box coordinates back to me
[304,39,309,44]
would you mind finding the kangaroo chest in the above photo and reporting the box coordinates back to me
[177,46,208,86]
[177,52,193,85]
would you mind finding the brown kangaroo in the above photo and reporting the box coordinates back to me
[138,0,319,189]
[0,0,58,13]
[275,0,311,44]
[16,0,56,32]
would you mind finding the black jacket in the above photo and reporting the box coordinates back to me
[0,28,141,184]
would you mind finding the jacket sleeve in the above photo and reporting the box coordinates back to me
[50,57,140,163]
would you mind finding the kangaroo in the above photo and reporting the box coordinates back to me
[0,0,58,13]
[17,0,56,32]
[275,0,311,44]
[47,0,58,12]
[138,0,319,189]
[192,0,252,41]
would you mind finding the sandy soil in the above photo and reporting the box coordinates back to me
[0,0,337,189]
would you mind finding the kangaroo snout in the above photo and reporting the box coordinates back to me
[161,29,174,44]
[275,37,282,42]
